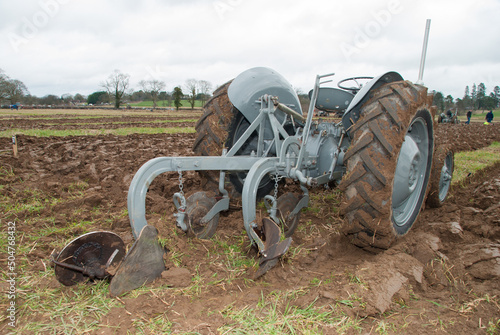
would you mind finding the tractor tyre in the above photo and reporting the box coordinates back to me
[193,81,234,158]
[192,81,235,191]
[192,82,274,198]
[426,145,454,208]
[339,81,434,252]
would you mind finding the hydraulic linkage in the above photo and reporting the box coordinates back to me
[127,72,339,276]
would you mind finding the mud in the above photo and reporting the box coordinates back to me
[1,121,499,334]
[0,115,197,130]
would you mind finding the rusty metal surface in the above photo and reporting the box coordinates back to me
[276,192,301,238]
[54,231,125,286]
[109,225,165,297]
[186,191,219,239]
[253,218,292,278]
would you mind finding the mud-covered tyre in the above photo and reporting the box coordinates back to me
[340,81,434,252]
[192,82,273,198]
[426,145,454,208]
[193,81,234,159]
[192,81,237,190]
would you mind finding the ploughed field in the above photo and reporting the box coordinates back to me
[1,110,499,334]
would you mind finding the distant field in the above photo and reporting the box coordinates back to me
[128,99,205,108]
[0,108,202,117]
[0,108,200,137]
[467,109,499,119]
[438,109,499,123]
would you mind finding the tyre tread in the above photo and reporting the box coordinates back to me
[340,81,431,251]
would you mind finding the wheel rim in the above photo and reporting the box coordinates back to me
[392,117,430,227]
[438,152,453,202]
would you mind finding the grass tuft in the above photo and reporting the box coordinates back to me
[452,142,500,186]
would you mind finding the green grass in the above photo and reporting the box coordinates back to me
[10,277,121,334]
[452,142,500,185]
[468,109,500,122]
[210,235,257,279]
[0,116,197,123]
[0,126,195,137]
[0,186,60,220]
[37,119,198,127]
[218,290,364,334]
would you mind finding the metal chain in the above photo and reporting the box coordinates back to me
[272,173,283,200]
[177,169,184,196]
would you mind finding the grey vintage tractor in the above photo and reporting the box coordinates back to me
[123,67,449,276]
[52,66,455,295]
[437,110,460,124]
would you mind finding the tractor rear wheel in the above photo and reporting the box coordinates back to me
[192,81,234,192]
[193,81,234,159]
[340,81,434,252]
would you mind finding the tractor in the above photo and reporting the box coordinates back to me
[52,66,455,296]
[437,110,460,124]
[51,19,457,296]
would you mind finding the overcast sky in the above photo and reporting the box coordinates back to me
[1,0,499,99]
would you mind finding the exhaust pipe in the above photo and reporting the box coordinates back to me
[416,19,431,86]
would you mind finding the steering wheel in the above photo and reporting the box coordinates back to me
[338,76,374,92]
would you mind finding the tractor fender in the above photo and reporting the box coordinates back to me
[342,71,403,136]
[228,67,303,124]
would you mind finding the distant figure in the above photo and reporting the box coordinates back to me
[466,110,472,124]
[10,104,18,110]
[446,109,452,117]
[485,110,494,124]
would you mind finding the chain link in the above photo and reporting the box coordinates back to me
[177,168,184,196]
[272,173,283,200]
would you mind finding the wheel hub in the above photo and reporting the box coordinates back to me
[438,153,453,201]
[393,135,421,207]
[391,116,430,228]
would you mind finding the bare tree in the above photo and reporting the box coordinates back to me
[0,69,8,101]
[185,78,198,109]
[0,69,29,105]
[102,70,130,109]
[139,79,166,108]
[61,93,73,105]
[198,80,213,106]
[74,93,86,103]
[4,79,29,104]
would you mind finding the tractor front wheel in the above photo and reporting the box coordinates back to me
[426,145,454,208]
[340,81,434,252]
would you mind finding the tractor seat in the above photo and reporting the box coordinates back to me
[308,87,354,114]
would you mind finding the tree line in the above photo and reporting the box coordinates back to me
[432,83,500,113]
[0,69,213,110]
[4,67,498,113]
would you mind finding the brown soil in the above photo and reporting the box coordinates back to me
[1,121,499,334]
[0,115,197,130]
